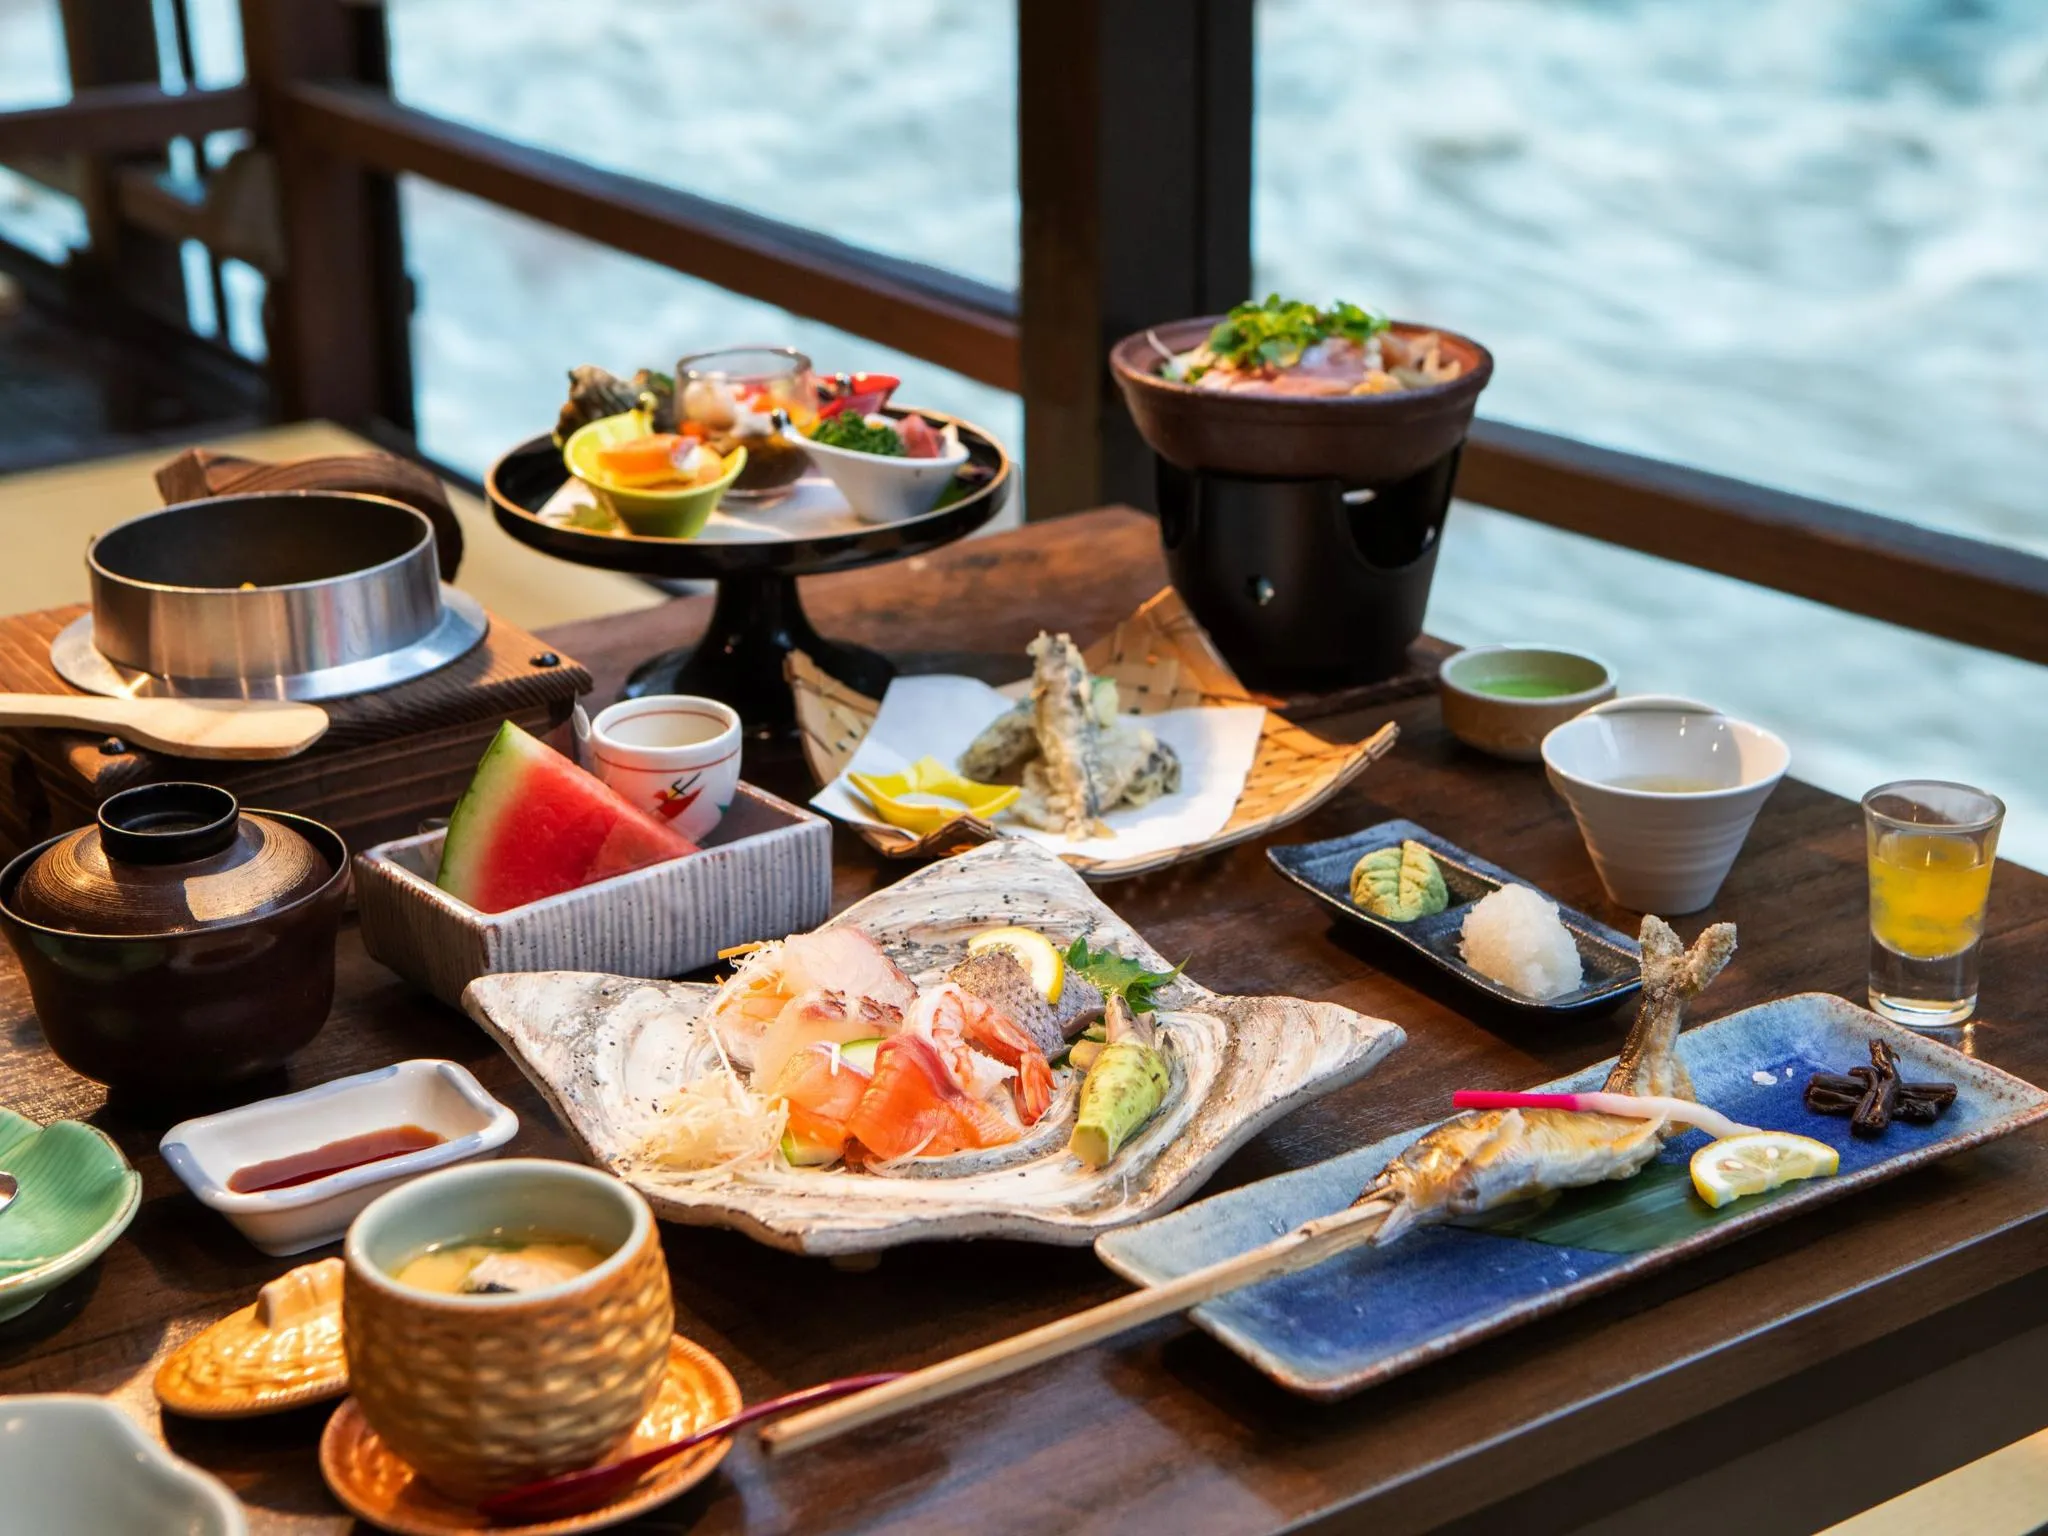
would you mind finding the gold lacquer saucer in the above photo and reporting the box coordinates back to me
[157,1258,350,1418]
[318,1334,742,1535]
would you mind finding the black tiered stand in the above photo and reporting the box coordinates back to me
[486,412,1011,735]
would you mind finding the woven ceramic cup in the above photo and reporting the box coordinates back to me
[342,1159,674,1501]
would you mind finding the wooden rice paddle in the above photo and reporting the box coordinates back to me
[758,1199,1396,1458]
[0,694,329,760]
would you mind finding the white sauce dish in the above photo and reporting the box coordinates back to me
[160,1060,518,1256]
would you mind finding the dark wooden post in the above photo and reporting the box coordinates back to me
[236,0,412,429]
[54,0,189,336]
[1019,0,1252,520]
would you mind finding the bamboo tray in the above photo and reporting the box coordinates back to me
[789,588,1399,881]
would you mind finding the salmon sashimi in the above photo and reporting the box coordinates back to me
[771,1042,873,1163]
[847,1034,1019,1162]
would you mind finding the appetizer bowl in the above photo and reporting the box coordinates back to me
[1438,644,1616,761]
[1109,315,1494,483]
[1542,695,1790,914]
[0,1396,246,1535]
[562,411,746,538]
[800,411,974,525]
[159,1060,520,1256]
[0,784,349,1097]
[342,1158,674,1501]
[0,1107,143,1321]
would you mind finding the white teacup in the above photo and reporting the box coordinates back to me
[1541,695,1790,915]
[573,695,741,843]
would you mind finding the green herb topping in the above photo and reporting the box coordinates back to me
[811,413,905,456]
[1187,294,1389,380]
[1064,936,1184,1014]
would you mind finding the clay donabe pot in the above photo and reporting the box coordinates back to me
[0,783,347,1096]
[1109,316,1495,688]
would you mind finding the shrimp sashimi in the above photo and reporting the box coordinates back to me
[703,928,916,1072]
[912,984,1056,1127]
[847,1035,1019,1162]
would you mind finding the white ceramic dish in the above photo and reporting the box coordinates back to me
[355,780,831,1008]
[799,428,972,525]
[1541,694,1790,913]
[0,1395,246,1535]
[160,1061,518,1256]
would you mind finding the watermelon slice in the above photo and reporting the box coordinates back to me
[436,722,698,913]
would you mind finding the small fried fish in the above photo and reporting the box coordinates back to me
[1027,632,1110,836]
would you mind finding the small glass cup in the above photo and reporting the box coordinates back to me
[677,345,814,502]
[1863,780,2004,1028]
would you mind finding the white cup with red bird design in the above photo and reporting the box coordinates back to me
[573,694,742,843]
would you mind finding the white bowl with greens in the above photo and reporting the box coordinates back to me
[801,407,972,525]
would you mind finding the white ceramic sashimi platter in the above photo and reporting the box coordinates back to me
[464,841,1403,1255]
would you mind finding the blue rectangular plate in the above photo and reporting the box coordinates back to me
[1096,994,2048,1400]
[1268,818,1641,1016]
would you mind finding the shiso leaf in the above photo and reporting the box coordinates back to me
[1349,839,1449,922]
[1063,937,1182,1014]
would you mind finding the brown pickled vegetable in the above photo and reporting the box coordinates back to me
[1804,1038,1956,1137]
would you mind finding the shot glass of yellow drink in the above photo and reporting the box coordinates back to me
[1863,780,2004,1028]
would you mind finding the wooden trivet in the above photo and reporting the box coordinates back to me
[0,604,589,861]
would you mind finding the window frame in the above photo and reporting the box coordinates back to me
[1,0,2043,667]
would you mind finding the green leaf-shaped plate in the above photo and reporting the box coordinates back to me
[0,1108,141,1322]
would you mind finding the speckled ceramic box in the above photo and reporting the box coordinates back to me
[354,781,831,1006]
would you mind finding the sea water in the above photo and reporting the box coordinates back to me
[1,0,2040,866]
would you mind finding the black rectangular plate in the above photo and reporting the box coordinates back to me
[1267,818,1640,1016]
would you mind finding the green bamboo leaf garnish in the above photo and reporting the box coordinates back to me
[1455,1158,1806,1254]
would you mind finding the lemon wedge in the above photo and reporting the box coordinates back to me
[967,926,1065,1004]
[1689,1131,1839,1209]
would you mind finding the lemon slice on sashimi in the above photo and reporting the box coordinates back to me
[1690,1131,1839,1209]
[967,926,1065,1004]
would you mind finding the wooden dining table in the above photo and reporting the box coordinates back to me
[4,506,2046,1535]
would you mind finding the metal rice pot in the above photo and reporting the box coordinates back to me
[1156,451,1461,690]
[52,491,488,701]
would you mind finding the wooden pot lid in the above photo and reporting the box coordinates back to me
[10,783,328,935]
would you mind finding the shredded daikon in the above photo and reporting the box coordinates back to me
[636,1027,786,1180]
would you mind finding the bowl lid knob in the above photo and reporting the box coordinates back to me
[97,783,240,865]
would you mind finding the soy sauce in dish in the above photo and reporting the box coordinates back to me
[227,1125,445,1193]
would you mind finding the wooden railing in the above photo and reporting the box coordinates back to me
[2,0,2044,671]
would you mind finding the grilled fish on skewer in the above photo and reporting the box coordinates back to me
[1357,915,1737,1243]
